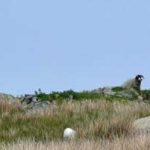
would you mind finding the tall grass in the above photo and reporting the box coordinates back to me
[1,134,150,150]
[0,98,150,144]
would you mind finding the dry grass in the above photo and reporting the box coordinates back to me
[0,99,150,143]
[1,134,150,150]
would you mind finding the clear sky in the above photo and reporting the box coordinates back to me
[0,0,150,95]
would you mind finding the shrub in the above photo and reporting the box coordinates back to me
[141,90,150,100]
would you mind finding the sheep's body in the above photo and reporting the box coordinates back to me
[63,128,76,140]
[122,78,137,89]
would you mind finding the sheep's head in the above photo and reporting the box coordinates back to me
[135,75,144,82]
[134,75,144,91]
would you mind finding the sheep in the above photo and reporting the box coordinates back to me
[122,75,144,91]
[63,128,77,140]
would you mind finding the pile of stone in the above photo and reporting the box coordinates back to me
[93,86,143,100]
[20,94,53,110]
[93,87,116,96]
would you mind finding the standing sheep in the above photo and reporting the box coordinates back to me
[122,75,144,91]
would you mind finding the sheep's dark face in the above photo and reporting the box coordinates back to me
[135,75,144,90]
[135,75,144,82]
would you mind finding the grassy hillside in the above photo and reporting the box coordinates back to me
[1,89,150,149]
[0,98,150,144]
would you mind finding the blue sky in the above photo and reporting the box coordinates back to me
[0,0,150,95]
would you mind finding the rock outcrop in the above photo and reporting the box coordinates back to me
[20,94,55,111]
[93,86,143,100]
[133,116,150,134]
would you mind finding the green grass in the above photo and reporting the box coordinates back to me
[35,90,104,102]
[141,90,150,100]
[0,99,150,144]
[34,88,150,103]
[35,89,136,103]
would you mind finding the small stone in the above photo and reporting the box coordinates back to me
[63,128,77,140]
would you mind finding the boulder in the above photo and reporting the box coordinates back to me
[93,87,115,96]
[133,116,150,134]
[116,90,138,99]
[20,94,58,113]
[21,95,38,104]
[27,101,51,110]
[102,87,116,96]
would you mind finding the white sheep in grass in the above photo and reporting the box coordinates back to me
[63,128,77,140]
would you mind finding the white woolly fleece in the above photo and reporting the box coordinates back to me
[63,128,76,140]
